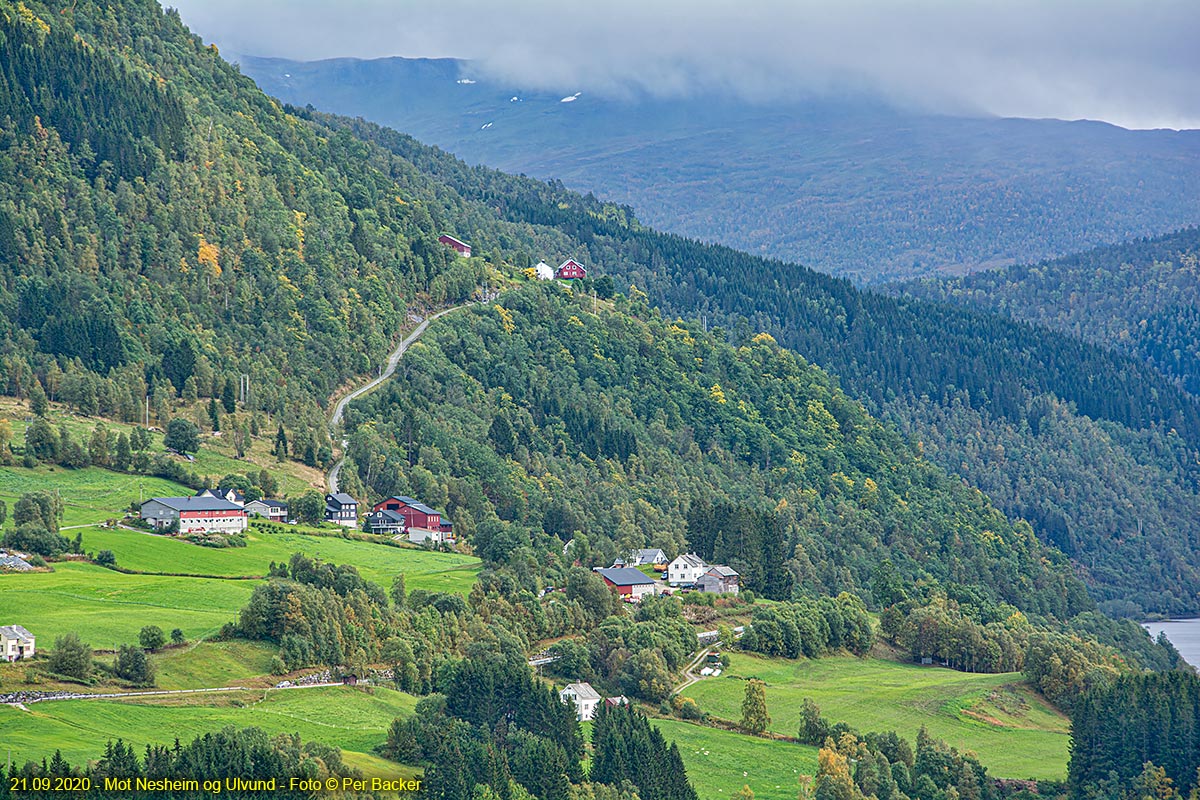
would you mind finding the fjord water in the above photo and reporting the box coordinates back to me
[1145,619,1200,668]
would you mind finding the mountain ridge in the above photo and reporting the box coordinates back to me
[239,53,1200,283]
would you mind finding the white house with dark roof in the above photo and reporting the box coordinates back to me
[1,625,36,661]
[196,487,246,506]
[140,496,247,534]
[560,682,602,721]
[667,553,707,585]
[628,548,667,567]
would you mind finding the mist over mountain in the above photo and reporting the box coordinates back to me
[238,54,1200,283]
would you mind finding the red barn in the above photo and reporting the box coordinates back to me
[373,496,443,531]
[594,567,655,600]
[438,234,472,258]
[555,259,587,280]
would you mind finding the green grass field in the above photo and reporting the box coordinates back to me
[653,719,818,800]
[0,398,325,500]
[152,640,281,690]
[682,653,1069,781]
[0,526,481,648]
[0,686,419,775]
[77,525,481,593]
[0,465,190,527]
[0,562,256,645]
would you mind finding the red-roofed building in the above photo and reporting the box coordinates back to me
[438,234,472,258]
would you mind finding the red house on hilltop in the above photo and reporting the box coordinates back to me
[438,234,472,258]
[555,259,587,280]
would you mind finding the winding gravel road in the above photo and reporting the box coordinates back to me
[327,305,467,493]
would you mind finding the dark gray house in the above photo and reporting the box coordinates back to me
[325,493,359,528]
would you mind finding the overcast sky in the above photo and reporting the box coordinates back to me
[171,0,1200,130]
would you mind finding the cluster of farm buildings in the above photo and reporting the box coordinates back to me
[593,549,739,600]
[138,489,454,546]
[437,233,589,281]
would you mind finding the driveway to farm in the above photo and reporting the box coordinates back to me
[2,682,345,709]
[673,647,713,697]
[327,304,471,493]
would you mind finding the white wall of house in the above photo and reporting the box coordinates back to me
[668,555,707,585]
[179,513,247,534]
[1,629,35,661]
[630,582,656,600]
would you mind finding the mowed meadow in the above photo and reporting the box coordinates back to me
[652,719,819,800]
[0,686,421,776]
[0,525,481,644]
[682,653,1070,780]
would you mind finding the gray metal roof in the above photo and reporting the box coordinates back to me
[385,496,440,515]
[596,567,655,586]
[148,496,244,513]
[562,682,601,702]
[706,565,740,578]
[247,499,287,509]
[0,554,32,571]
[0,625,34,641]
[328,493,357,505]
[369,509,407,523]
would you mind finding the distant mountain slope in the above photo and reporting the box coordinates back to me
[898,227,1200,394]
[239,54,1200,284]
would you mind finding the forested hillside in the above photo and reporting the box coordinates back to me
[343,282,1088,619]
[331,114,1200,615]
[899,227,1200,394]
[0,0,495,458]
[893,229,1200,615]
[4,0,1200,615]
[239,54,1200,283]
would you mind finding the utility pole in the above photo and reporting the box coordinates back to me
[145,394,150,427]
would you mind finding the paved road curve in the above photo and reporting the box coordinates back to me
[327,305,467,493]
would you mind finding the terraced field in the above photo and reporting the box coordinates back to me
[78,524,481,592]
[0,562,256,645]
[653,719,819,800]
[682,653,1069,780]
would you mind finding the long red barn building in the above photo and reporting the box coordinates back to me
[372,496,452,534]
[438,234,471,258]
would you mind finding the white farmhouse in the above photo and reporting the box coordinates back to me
[560,682,602,721]
[0,625,35,661]
[667,553,707,586]
[534,261,555,280]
